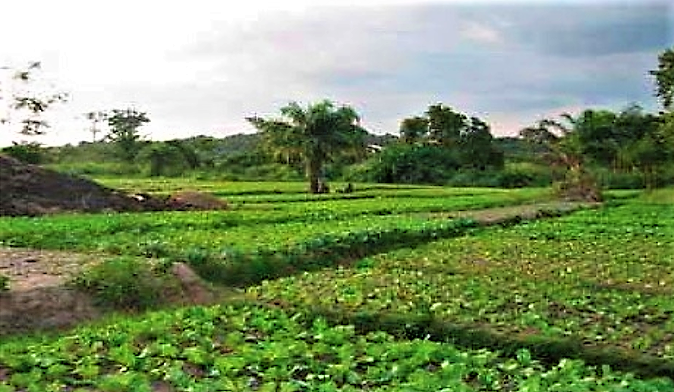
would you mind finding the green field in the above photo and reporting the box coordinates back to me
[0,182,673,390]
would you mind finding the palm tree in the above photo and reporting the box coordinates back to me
[247,100,367,194]
[520,112,602,201]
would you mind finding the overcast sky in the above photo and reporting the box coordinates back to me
[0,0,672,146]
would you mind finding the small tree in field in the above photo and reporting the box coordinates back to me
[106,108,150,163]
[247,100,367,194]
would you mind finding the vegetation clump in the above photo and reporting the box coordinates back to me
[72,256,170,310]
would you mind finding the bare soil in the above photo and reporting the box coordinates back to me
[0,155,227,217]
[0,248,225,337]
[0,248,103,335]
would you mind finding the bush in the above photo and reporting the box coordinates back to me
[1,142,45,164]
[71,257,168,310]
[446,170,501,187]
[47,162,143,177]
[591,167,674,190]
[353,145,460,185]
[591,168,645,189]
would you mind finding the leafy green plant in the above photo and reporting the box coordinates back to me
[71,256,168,310]
[249,197,674,372]
[0,303,671,391]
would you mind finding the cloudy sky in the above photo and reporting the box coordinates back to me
[0,0,672,146]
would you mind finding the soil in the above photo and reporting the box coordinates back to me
[0,155,228,216]
[0,248,227,336]
[0,156,229,336]
[0,248,103,335]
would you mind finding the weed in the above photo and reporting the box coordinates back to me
[72,256,167,310]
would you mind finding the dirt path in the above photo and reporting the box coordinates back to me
[0,248,102,291]
[442,201,600,223]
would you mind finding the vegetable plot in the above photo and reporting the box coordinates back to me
[248,199,674,364]
[1,303,671,391]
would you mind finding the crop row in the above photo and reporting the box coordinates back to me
[0,189,548,254]
[97,179,428,197]
[223,187,531,204]
[1,303,671,391]
[247,199,674,366]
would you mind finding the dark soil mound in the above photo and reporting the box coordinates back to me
[0,155,167,216]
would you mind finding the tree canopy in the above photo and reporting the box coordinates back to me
[106,108,150,163]
[651,47,674,110]
[0,62,67,137]
[247,100,367,193]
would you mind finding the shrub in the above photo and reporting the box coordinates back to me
[72,257,167,310]
[353,144,460,185]
[2,142,45,164]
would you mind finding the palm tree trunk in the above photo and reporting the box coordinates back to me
[306,158,321,194]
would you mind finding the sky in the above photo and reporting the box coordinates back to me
[0,0,672,147]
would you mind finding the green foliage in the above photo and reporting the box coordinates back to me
[106,108,150,163]
[72,256,168,310]
[520,105,673,191]
[1,303,667,391]
[651,46,674,110]
[248,100,367,193]
[399,116,428,144]
[396,103,504,173]
[250,196,674,372]
[1,141,45,164]
[138,142,186,177]
[426,103,466,147]
[361,144,460,184]
[0,185,547,288]
[591,167,647,189]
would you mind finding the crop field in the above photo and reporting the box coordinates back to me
[2,303,672,391]
[0,185,550,286]
[249,195,674,360]
[0,182,673,390]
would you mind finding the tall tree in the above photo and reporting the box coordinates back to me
[650,47,674,110]
[399,116,428,145]
[247,100,367,194]
[1,62,67,137]
[459,116,503,170]
[400,104,501,169]
[106,108,150,163]
[520,113,601,200]
[426,103,466,147]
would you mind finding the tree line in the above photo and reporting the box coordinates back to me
[2,47,673,194]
